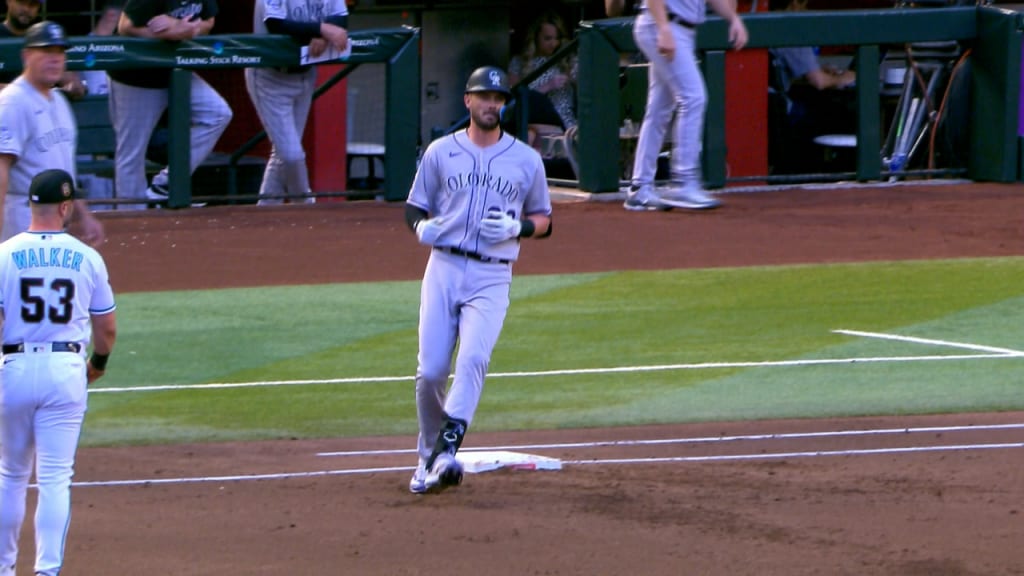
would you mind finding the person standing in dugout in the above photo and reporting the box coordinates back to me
[623,0,747,211]
[0,21,105,245]
[0,168,117,576]
[245,0,349,205]
[107,0,232,209]
[404,66,553,494]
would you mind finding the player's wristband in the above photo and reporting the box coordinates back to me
[518,219,535,238]
[90,353,109,371]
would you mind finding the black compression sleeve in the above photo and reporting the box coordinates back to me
[325,15,348,28]
[265,18,321,43]
[405,204,428,232]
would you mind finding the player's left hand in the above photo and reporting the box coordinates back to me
[86,363,105,384]
[480,211,521,243]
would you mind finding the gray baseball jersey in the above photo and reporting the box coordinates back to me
[0,78,77,241]
[253,0,346,34]
[407,130,552,262]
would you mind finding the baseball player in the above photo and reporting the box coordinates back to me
[0,21,105,246]
[0,168,117,576]
[107,0,232,209]
[623,0,747,211]
[245,0,349,205]
[405,66,553,494]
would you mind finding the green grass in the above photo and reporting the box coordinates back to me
[82,257,1024,447]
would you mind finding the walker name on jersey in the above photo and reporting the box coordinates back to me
[33,127,74,153]
[446,171,520,201]
[11,247,85,272]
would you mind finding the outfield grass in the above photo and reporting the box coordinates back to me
[82,257,1024,447]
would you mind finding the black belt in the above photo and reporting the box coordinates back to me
[275,65,312,74]
[641,9,697,30]
[434,246,510,265]
[3,342,81,354]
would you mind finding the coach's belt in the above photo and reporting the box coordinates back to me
[275,65,313,74]
[434,246,511,265]
[640,9,697,29]
[2,342,82,354]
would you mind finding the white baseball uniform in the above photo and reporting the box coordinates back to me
[407,129,552,465]
[0,78,77,241]
[0,229,115,576]
[245,0,348,205]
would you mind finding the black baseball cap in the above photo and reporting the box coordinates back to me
[24,21,70,50]
[29,169,76,204]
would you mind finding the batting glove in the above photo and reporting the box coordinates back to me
[479,212,522,243]
[415,217,445,245]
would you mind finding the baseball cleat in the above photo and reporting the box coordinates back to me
[623,187,666,211]
[423,452,463,494]
[658,187,721,210]
[409,461,429,494]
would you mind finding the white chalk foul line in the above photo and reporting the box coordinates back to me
[563,441,1024,465]
[65,440,1024,488]
[834,329,1024,356]
[315,422,1024,457]
[88,353,1021,394]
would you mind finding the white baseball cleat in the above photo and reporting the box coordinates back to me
[623,186,666,211]
[658,185,721,210]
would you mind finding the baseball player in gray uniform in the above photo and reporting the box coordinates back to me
[624,0,747,211]
[405,66,553,494]
[0,21,105,246]
[0,168,117,576]
[245,0,349,205]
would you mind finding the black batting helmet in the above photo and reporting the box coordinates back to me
[465,66,512,98]
[24,21,70,49]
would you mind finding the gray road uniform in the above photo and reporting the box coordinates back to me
[406,128,552,490]
[0,77,77,241]
[245,0,348,205]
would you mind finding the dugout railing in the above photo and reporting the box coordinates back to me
[577,4,1022,192]
[0,27,420,207]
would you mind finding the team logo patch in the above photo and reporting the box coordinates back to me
[61,181,72,199]
[489,70,502,87]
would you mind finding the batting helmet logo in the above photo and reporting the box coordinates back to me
[465,66,512,98]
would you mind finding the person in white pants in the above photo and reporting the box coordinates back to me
[0,169,117,576]
[245,0,349,205]
[623,0,747,212]
[107,0,232,209]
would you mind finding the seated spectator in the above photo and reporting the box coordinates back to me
[768,0,858,173]
[508,10,577,148]
[106,0,232,209]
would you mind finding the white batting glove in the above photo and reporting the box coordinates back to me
[415,217,445,246]
[479,212,521,243]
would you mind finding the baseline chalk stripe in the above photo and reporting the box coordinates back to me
[834,329,1024,356]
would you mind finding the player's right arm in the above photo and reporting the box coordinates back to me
[118,9,212,41]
